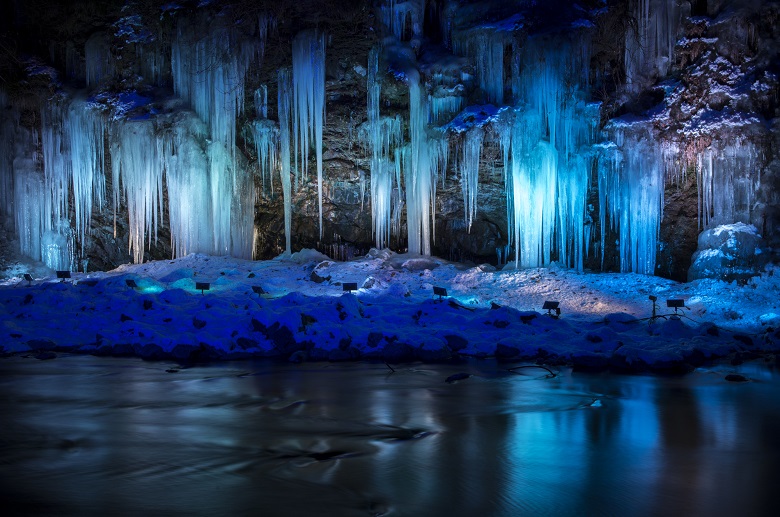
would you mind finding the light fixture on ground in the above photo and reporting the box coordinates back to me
[196,282,210,295]
[543,301,561,318]
[667,298,685,318]
[433,286,448,301]
[649,295,659,319]
[342,282,358,293]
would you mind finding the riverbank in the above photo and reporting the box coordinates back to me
[2,250,779,373]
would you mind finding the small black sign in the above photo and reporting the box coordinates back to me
[56,271,71,279]
[666,299,685,308]
[342,282,358,292]
[433,286,448,297]
[196,282,210,293]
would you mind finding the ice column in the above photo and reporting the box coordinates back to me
[364,47,403,249]
[292,30,326,239]
[110,121,164,264]
[598,122,665,275]
[278,68,294,254]
[66,99,106,256]
[405,74,435,255]
[162,113,211,259]
[458,127,483,232]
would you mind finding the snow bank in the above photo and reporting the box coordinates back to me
[1,253,778,372]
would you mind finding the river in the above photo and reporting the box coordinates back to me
[1,355,778,516]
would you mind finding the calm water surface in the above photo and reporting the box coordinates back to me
[1,355,778,516]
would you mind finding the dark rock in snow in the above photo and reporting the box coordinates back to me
[236,337,258,350]
[725,374,749,382]
[137,343,165,360]
[366,332,385,348]
[444,334,468,351]
[382,342,415,363]
[329,347,361,361]
[192,317,207,329]
[571,352,609,372]
[310,271,330,284]
[495,343,520,359]
[27,339,57,350]
[733,334,754,347]
[172,344,197,361]
[34,351,57,360]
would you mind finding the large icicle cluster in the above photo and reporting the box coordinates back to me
[9,97,107,271]
[495,35,599,270]
[598,121,665,275]
[697,143,761,230]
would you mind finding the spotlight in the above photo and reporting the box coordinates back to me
[56,271,71,282]
[196,282,210,295]
[649,295,659,319]
[543,300,561,318]
[125,279,138,289]
[342,282,358,293]
[433,286,448,301]
[667,298,685,317]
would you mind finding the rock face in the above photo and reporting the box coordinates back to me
[0,0,778,279]
[688,223,771,282]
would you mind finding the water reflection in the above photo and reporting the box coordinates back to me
[0,357,778,516]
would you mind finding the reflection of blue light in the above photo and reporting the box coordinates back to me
[452,295,482,307]
[137,285,165,294]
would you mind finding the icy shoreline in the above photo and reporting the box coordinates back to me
[2,250,779,372]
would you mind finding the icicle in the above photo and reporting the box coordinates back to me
[0,89,16,220]
[458,127,483,232]
[453,25,512,104]
[429,87,465,125]
[598,122,664,275]
[110,120,164,264]
[85,32,113,89]
[405,73,434,255]
[363,47,403,249]
[381,0,423,42]
[66,99,105,256]
[498,33,598,270]
[278,68,294,254]
[697,143,760,229]
[255,85,268,119]
[292,30,326,239]
[252,118,279,196]
[625,0,681,91]
[162,113,211,259]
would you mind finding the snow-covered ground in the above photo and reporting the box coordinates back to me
[1,250,779,371]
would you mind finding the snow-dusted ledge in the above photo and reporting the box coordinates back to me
[1,250,779,373]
